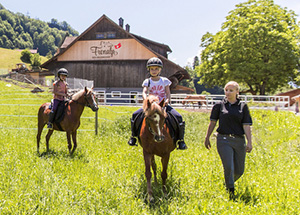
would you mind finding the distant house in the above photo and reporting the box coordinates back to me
[41,14,191,93]
[17,49,38,54]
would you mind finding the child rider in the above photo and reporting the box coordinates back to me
[47,68,69,129]
[128,57,187,150]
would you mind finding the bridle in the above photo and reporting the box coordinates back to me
[71,92,95,108]
[145,111,166,140]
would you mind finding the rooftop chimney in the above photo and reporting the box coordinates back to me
[119,17,124,28]
[125,24,130,32]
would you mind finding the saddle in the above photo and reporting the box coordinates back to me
[135,111,179,144]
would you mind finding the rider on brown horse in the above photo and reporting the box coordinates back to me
[47,68,69,129]
[128,57,187,150]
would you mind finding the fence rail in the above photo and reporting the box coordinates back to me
[0,92,293,133]
[94,92,291,110]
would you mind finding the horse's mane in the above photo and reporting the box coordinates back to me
[143,95,166,118]
[71,89,85,101]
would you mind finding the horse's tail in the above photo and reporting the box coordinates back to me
[37,103,49,153]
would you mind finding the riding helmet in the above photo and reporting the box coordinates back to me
[57,68,69,77]
[146,57,163,69]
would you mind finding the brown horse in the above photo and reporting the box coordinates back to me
[139,95,176,203]
[37,87,99,155]
[182,95,207,108]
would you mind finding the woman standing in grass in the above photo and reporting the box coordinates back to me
[204,81,253,197]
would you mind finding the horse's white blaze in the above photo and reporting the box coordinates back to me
[92,97,97,106]
[153,113,161,136]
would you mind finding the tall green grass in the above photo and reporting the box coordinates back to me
[0,81,299,214]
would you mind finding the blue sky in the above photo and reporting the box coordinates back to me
[1,0,300,67]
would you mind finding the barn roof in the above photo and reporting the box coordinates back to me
[41,14,190,79]
[60,36,77,49]
[132,34,172,53]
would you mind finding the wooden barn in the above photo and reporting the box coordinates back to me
[41,14,191,93]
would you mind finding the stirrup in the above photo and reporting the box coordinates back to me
[128,137,138,146]
[177,140,187,150]
[47,123,53,130]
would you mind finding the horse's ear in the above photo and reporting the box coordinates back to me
[159,98,165,107]
[84,86,88,92]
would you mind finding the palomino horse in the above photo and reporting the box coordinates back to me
[36,87,99,155]
[139,95,176,203]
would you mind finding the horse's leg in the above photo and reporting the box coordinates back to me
[161,154,170,195]
[36,120,45,154]
[143,150,154,203]
[151,155,157,184]
[70,130,77,155]
[66,132,72,154]
[45,129,54,152]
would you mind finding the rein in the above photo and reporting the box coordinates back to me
[145,112,166,136]
[71,93,90,107]
[146,118,156,136]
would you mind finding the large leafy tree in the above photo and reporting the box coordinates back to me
[198,0,300,95]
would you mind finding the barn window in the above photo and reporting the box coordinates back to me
[107,32,116,38]
[96,33,105,39]
[95,32,116,39]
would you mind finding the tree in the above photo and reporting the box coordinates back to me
[193,56,199,70]
[0,7,78,56]
[30,53,41,67]
[197,0,300,95]
[20,49,32,63]
[180,65,196,92]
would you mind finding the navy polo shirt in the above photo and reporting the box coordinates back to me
[210,98,252,135]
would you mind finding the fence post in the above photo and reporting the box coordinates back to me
[18,104,20,130]
[95,97,98,135]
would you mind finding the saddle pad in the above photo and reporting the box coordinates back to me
[136,112,178,144]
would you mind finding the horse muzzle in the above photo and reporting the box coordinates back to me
[92,106,99,112]
[154,134,165,142]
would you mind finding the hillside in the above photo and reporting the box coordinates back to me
[0,4,78,56]
[0,47,48,74]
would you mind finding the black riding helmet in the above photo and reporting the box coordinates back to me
[57,68,68,79]
[146,57,163,69]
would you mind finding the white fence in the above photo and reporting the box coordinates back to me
[0,91,293,133]
[94,91,291,110]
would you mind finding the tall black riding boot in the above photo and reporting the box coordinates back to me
[177,121,187,150]
[128,118,138,146]
[227,187,235,200]
[47,111,55,130]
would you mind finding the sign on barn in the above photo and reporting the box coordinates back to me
[57,39,155,61]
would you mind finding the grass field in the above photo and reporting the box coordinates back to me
[0,47,48,75]
[0,80,299,214]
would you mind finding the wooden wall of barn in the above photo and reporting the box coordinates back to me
[46,59,178,88]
